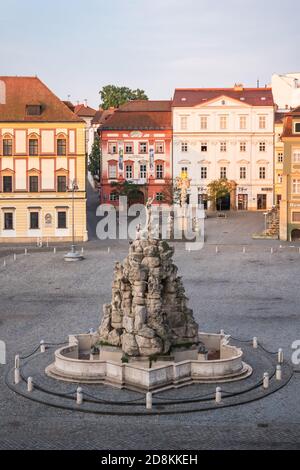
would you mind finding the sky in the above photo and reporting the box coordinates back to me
[0,0,300,108]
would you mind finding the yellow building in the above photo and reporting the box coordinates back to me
[274,112,285,206]
[0,76,87,243]
[280,106,300,240]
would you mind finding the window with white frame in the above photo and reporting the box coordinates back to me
[220,141,227,152]
[259,115,267,129]
[156,164,163,179]
[278,173,283,183]
[220,167,227,179]
[181,142,188,152]
[295,123,300,133]
[201,142,208,152]
[180,116,188,130]
[155,141,164,154]
[181,167,188,176]
[108,163,117,179]
[277,152,284,163]
[200,116,208,130]
[240,167,246,179]
[108,142,117,154]
[201,167,207,179]
[125,164,133,179]
[220,115,227,130]
[125,142,133,154]
[139,142,147,154]
[259,166,266,179]
[3,211,14,230]
[140,164,147,178]
[57,211,67,229]
[239,115,247,129]
[240,142,246,152]
[156,192,163,201]
[293,151,300,163]
[259,142,266,152]
[109,192,119,201]
[292,179,300,193]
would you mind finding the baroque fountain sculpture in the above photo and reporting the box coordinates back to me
[47,198,251,390]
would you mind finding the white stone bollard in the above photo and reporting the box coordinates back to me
[276,365,282,381]
[216,246,219,254]
[215,387,222,404]
[27,377,34,392]
[53,247,56,254]
[76,387,83,405]
[25,248,28,256]
[243,247,246,254]
[81,247,84,254]
[3,260,6,267]
[40,340,46,353]
[107,247,111,254]
[46,238,49,248]
[220,329,225,336]
[14,354,20,369]
[253,337,258,349]
[146,392,152,410]
[13,254,16,261]
[263,372,269,389]
[14,367,20,385]
[278,348,284,364]
[270,247,274,254]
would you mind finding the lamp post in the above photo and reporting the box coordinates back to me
[263,212,268,234]
[64,179,84,262]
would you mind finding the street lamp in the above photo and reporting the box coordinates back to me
[263,212,268,234]
[64,179,84,262]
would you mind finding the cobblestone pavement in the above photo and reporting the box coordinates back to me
[0,217,300,449]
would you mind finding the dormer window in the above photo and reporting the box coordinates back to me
[26,105,42,116]
[295,123,300,133]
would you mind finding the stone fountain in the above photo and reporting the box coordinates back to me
[46,199,251,391]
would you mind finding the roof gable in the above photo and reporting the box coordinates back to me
[196,94,251,108]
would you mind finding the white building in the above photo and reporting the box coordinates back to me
[272,73,300,111]
[172,85,275,210]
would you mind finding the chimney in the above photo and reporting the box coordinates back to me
[257,79,260,88]
[294,78,299,89]
[234,83,244,91]
[84,99,88,107]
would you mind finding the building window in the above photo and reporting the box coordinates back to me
[200,116,208,130]
[30,212,39,230]
[108,142,117,154]
[292,212,300,222]
[3,176,12,192]
[26,105,42,116]
[220,167,227,179]
[140,164,147,178]
[220,115,227,130]
[201,167,207,179]
[125,164,133,179]
[125,143,133,154]
[108,164,117,179]
[57,138,67,156]
[277,152,284,163]
[180,116,188,130]
[293,151,300,163]
[29,138,38,156]
[239,116,247,129]
[220,142,227,152]
[295,123,300,133]
[181,167,188,177]
[259,116,266,129]
[240,142,246,152]
[156,164,163,179]
[57,211,67,229]
[109,192,119,201]
[240,167,246,179]
[155,141,164,154]
[259,142,266,152]
[156,192,163,201]
[259,167,266,179]
[201,142,208,152]
[29,175,39,192]
[4,212,13,230]
[292,179,300,194]
[3,138,12,156]
[181,142,188,152]
[278,174,283,184]
[57,175,67,192]
[139,142,147,154]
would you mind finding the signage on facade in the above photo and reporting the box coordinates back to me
[261,188,273,192]
[130,131,143,138]
[118,143,124,172]
[149,147,154,175]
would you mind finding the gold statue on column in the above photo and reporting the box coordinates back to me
[176,170,191,207]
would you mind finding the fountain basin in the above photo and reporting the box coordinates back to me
[46,332,252,391]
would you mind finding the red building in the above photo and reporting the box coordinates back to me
[99,100,172,205]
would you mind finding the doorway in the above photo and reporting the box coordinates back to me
[257,194,267,210]
[291,229,300,241]
[238,194,248,210]
[217,193,230,211]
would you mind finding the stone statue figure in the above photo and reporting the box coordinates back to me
[176,172,191,207]
[146,195,155,239]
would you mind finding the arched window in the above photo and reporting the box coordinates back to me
[2,133,13,156]
[28,133,39,156]
[57,134,67,156]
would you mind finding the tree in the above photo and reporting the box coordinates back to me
[110,181,147,206]
[161,178,180,205]
[88,134,101,178]
[99,85,148,110]
[207,179,233,211]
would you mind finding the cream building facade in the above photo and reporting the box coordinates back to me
[172,86,275,210]
[0,77,87,243]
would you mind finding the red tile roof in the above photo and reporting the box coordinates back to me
[101,101,172,130]
[275,112,286,124]
[92,108,115,126]
[282,106,300,138]
[173,88,274,107]
[0,76,84,122]
[74,103,97,117]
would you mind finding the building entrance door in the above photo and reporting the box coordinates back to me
[217,193,230,211]
[257,194,267,210]
[238,194,248,210]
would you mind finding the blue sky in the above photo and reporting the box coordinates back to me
[0,0,299,108]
